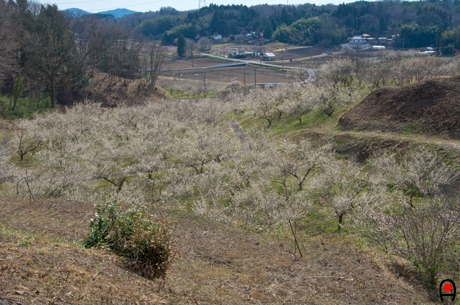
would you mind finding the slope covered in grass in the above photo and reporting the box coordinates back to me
[0,198,436,305]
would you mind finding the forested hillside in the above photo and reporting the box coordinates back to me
[0,0,165,115]
[123,1,460,50]
[3,0,460,115]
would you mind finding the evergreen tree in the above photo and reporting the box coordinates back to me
[263,21,274,40]
[177,34,186,57]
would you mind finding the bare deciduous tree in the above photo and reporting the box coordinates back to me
[280,84,318,124]
[315,160,371,230]
[356,149,460,287]
[22,4,86,108]
[314,81,358,117]
[147,42,165,87]
[358,192,460,287]
[319,57,355,86]
[14,126,41,161]
[197,37,212,52]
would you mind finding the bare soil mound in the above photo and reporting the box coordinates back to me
[84,73,168,106]
[338,76,460,139]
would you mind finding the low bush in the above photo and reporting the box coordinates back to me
[84,200,173,279]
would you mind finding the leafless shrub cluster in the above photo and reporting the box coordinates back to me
[229,81,358,126]
[356,149,460,287]
[342,54,455,92]
[219,81,250,100]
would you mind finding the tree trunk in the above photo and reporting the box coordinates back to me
[49,79,56,108]
[338,214,344,231]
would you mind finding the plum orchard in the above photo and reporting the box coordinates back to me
[2,61,460,284]
[3,96,349,230]
[4,92,459,215]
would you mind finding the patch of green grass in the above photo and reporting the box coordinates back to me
[239,115,265,131]
[120,157,138,167]
[239,107,347,138]
[0,95,52,119]
[302,205,341,235]
[401,122,421,135]
[164,87,219,99]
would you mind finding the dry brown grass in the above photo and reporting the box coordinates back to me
[0,198,437,305]
[84,73,168,106]
[0,119,14,138]
[0,226,165,304]
[338,76,460,139]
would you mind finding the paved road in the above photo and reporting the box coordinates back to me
[202,53,300,70]
[202,53,317,83]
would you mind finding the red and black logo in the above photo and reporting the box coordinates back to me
[439,279,456,303]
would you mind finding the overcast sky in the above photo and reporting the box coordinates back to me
[37,0,354,14]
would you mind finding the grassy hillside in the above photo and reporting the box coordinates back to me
[0,198,435,304]
[2,74,460,304]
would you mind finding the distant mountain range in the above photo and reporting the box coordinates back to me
[62,8,137,18]
[99,8,138,18]
[62,8,89,17]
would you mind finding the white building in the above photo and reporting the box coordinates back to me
[348,36,371,50]
[262,53,276,61]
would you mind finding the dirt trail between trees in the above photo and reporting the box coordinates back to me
[297,127,460,165]
[0,135,8,151]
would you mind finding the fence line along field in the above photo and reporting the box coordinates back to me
[161,56,292,85]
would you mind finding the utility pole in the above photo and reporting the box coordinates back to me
[254,68,256,87]
[179,69,181,81]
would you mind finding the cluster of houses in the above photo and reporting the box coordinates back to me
[212,31,270,45]
[226,47,277,61]
[343,34,436,55]
[342,34,394,50]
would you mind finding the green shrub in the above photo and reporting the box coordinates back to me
[84,201,173,279]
